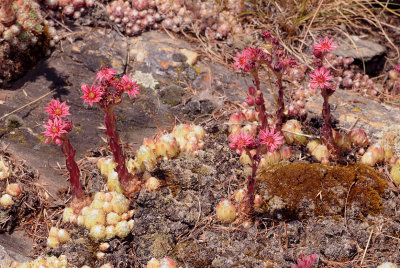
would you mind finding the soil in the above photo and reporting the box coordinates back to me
[0,148,46,234]
[28,123,400,267]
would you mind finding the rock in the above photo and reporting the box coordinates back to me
[335,35,386,61]
[334,35,386,75]
[159,85,185,106]
[179,49,198,65]
[0,245,13,267]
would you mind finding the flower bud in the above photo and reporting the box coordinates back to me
[216,199,236,224]
[248,86,256,95]
[254,96,264,105]
[246,96,254,106]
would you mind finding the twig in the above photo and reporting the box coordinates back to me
[360,227,374,266]
[344,180,356,227]
[0,89,56,121]
[298,0,324,53]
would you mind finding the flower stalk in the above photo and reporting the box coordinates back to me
[42,99,87,209]
[81,67,142,195]
[310,37,339,159]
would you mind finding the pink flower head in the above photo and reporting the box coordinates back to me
[394,65,400,73]
[229,131,254,150]
[233,50,251,72]
[45,99,71,118]
[291,254,317,268]
[258,127,284,152]
[309,67,334,89]
[120,75,140,98]
[81,83,103,106]
[42,117,68,141]
[313,36,338,53]
[96,67,116,82]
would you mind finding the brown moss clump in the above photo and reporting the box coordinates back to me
[256,162,387,220]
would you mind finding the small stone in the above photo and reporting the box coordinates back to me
[172,53,187,63]
[179,49,198,65]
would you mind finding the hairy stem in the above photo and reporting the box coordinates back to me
[61,137,85,200]
[275,72,284,132]
[321,88,338,158]
[252,70,269,130]
[104,108,141,193]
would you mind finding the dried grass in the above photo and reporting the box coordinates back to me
[236,0,400,64]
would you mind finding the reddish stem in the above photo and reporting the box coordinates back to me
[251,70,269,130]
[60,137,85,200]
[275,72,285,132]
[321,88,338,158]
[104,107,140,192]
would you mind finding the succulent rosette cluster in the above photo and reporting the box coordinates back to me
[105,0,246,39]
[39,0,94,19]
[0,183,22,208]
[125,123,206,174]
[0,0,57,50]
[11,255,69,268]
[81,67,141,196]
[63,191,134,241]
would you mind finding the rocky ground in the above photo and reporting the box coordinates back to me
[1,10,400,268]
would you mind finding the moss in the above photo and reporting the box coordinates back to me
[256,162,387,220]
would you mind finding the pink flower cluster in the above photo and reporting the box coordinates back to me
[42,99,73,145]
[229,128,284,153]
[310,36,338,91]
[232,32,296,74]
[309,67,334,89]
[291,254,317,268]
[81,67,140,109]
[233,47,269,72]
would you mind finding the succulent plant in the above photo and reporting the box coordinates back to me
[216,199,236,223]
